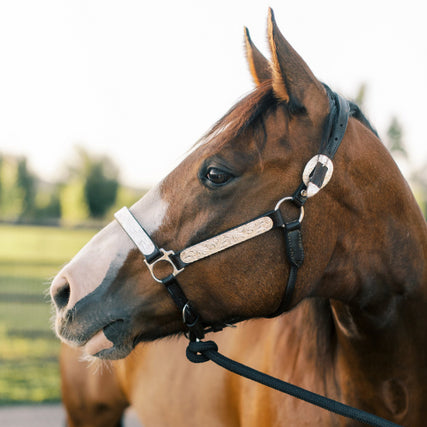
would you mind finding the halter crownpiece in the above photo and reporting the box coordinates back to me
[301,85,350,198]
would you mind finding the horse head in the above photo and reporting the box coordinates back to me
[50,10,425,360]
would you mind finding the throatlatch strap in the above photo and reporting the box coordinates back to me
[266,215,304,317]
[274,89,350,311]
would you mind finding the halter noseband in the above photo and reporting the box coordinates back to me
[114,87,350,341]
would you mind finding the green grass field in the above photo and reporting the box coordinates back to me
[0,224,99,404]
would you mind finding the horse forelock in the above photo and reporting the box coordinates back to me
[198,81,278,149]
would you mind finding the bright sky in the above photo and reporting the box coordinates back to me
[0,1,425,187]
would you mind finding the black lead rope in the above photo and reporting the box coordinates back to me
[186,340,401,427]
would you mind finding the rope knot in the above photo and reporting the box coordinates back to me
[186,340,218,364]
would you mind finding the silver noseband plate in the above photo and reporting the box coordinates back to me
[114,207,156,257]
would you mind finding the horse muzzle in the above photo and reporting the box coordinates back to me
[51,275,138,359]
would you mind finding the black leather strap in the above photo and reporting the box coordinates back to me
[273,88,350,311]
[322,88,350,158]
[267,214,304,317]
[161,275,205,340]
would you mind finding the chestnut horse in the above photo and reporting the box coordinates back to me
[52,10,426,427]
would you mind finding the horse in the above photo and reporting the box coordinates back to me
[51,9,427,426]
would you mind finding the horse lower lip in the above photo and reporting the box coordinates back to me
[84,329,113,355]
[83,320,125,356]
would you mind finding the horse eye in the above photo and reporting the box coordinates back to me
[205,167,233,186]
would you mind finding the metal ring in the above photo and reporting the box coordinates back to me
[274,196,305,223]
[182,302,200,328]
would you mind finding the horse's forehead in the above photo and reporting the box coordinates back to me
[198,121,234,147]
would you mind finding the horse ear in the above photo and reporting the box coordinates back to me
[267,8,328,122]
[244,27,271,86]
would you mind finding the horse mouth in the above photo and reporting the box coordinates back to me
[84,329,114,355]
[58,318,135,360]
[84,320,136,360]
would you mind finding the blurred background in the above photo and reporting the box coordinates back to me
[0,0,426,409]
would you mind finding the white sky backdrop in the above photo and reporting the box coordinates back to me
[0,1,426,187]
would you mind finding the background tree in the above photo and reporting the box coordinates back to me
[386,116,407,158]
[84,160,119,218]
[68,147,120,219]
[354,83,366,110]
[16,157,36,219]
[0,155,3,215]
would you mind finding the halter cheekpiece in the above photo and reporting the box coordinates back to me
[114,85,350,341]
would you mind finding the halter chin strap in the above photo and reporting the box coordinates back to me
[114,87,350,340]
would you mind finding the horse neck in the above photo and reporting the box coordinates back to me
[308,118,427,393]
[318,117,427,318]
[285,121,427,420]
[323,200,426,423]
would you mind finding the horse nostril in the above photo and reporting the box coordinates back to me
[53,282,71,310]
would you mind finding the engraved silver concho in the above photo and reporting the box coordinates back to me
[302,154,334,198]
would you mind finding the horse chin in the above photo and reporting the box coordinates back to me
[91,341,134,360]
[54,301,185,360]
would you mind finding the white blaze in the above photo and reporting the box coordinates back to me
[130,183,169,234]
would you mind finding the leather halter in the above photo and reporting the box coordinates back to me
[114,86,350,341]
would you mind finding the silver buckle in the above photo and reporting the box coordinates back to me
[145,249,184,283]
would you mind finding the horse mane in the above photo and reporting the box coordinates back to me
[348,101,379,138]
[311,298,337,370]
[201,81,378,150]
